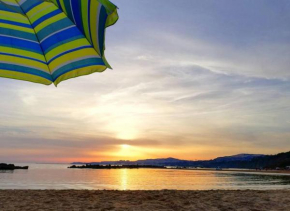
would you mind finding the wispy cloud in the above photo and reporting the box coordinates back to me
[0,0,289,162]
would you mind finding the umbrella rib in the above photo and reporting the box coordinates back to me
[14,0,54,82]
[0,0,26,17]
[41,0,118,69]
[45,0,104,68]
[50,0,111,61]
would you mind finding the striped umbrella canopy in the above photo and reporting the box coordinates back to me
[0,0,118,86]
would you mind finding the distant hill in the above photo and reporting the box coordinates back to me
[72,153,271,168]
[196,151,290,169]
[213,154,264,162]
[72,157,197,166]
[245,151,290,169]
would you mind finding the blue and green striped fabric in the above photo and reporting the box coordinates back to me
[0,0,118,86]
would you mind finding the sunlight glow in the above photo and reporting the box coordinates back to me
[121,144,130,149]
[115,144,139,158]
[120,169,128,190]
[117,129,138,140]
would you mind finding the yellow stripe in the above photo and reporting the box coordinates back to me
[34,13,66,32]
[28,3,57,24]
[81,0,91,44]
[59,0,68,15]
[0,23,34,33]
[0,11,28,23]
[49,48,99,71]
[0,0,118,86]
[0,55,49,72]
[54,65,107,86]
[0,70,52,85]
[45,38,92,62]
[1,0,17,3]
[0,46,47,62]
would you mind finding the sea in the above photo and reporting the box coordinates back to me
[0,164,290,190]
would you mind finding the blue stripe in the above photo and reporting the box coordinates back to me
[0,19,31,28]
[98,6,108,56]
[0,27,37,42]
[0,52,46,65]
[32,9,62,28]
[56,0,61,8]
[37,18,73,41]
[43,35,83,54]
[0,4,23,14]
[0,36,42,54]
[22,1,43,13]
[87,0,93,44]
[52,58,105,80]
[48,45,92,64]
[0,63,52,81]
[71,0,84,34]
[63,0,74,23]
[41,26,82,52]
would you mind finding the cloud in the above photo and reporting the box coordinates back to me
[0,0,290,162]
[109,0,290,79]
[1,60,289,162]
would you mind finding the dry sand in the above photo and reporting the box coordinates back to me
[0,190,290,211]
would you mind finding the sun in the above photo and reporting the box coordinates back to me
[121,144,130,150]
[117,144,135,157]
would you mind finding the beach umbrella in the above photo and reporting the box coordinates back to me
[0,0,118,86]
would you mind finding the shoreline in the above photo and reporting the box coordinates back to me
[0,190,289,210]
[178,168,290,175]
[68,166,290,175]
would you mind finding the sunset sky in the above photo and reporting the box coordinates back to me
[0,0,290,163]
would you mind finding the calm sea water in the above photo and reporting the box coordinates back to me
[0,164,290,190]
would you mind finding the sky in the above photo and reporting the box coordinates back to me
[0,0,290,163]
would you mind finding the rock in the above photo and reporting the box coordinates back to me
[0,163,29,170]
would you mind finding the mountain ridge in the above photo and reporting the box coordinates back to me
[72,153,264,166]
[72,151,290,169]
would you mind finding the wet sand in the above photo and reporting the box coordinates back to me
[0,190,289,211]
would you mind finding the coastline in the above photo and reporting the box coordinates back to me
[179,168,290,175]
[67,165,290,175]
[0,190,289,211]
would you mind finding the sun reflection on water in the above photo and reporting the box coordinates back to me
[2,164,290,190]
[120,169,128,190]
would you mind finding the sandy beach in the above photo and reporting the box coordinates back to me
[0,190,289,211]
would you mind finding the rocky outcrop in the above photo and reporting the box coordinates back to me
[0,163,29,170]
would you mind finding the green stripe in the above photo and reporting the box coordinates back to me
[0,27,37,42]
[0,0,118,86]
